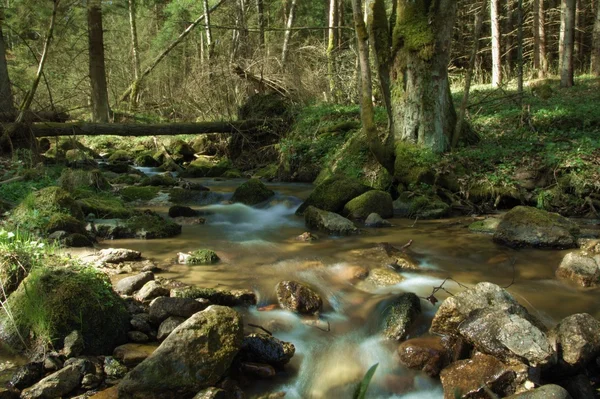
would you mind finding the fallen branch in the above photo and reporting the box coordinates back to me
[0,176,24,185]
[247,323,272,336]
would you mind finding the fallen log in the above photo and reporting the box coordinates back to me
[0,111,69,123]
[4,119,279,137]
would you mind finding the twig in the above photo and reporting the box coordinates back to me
[400,239,413,252]
[502,257,517,289]
[419,278,469,306]
[247,323,272,336]
[410,217,419,228]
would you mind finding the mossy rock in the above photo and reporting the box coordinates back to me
[120,186,161,202]
[393,193,450,219]
[180,158,232,178]
[296,177,371,215]
[468,218,501,234]
[222,170,243,179]
[168,205,198,218]
[393,142,438,186]
[304,206,358,236]
[125,210,182,239]
[168,188,223,205]
[110,174,143,185]
[64,233,94,248]
[100,163,131,174]
[254,164,278,180]
[0,238,39,297]
[168,140,195,163]
[185,250,220,265]
[135,154,160,168]
[108,150,132,163]
[382,293,422,341]
[238,93,291,121]
[493,206,579,248]
[65,149,95,165]
[77,195,134,219]
[343,190,393,219]
[140,174,176,187]
[0,267,129,357]
[44,213,86,235]
[59,169,111,192]
[10,187,84,231]
[231,179,275,205]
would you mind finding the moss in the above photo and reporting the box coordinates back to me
[180,158,232,178]
[238,93,291,121]
[77,194,134,219]
[392,0,435,56]
[139,174,176,187]
[231,179,275,205]
[343,190,393,219]
[393,142,438,186]
[186,250,220,265]
[125,210,182,239]
[296,177,372,215]
[222,170,243,178]
[109,174,142,185]
[168,139,195,162]
[135,154,160,167]
[394,192,450,219]
[120,186,161,202]
[0,266,129,356]
[171,286,219,299]
[45,213,86,235]
[58,169,111,192]
[108,150,131,163]
[254,164,278,180]
[468,218,501,233]
[65,149,94,164]
[64,233,94,247]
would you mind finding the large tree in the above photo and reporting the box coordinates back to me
[491,0,502,87]
[88,0,110,122]
[592,0,600,76]
[560,0,576,87]
[0,12,14,115]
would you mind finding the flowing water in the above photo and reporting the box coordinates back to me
[95,178,600,398]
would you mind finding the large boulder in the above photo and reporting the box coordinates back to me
[114,272,155,295]
[343,190,393,219]
[295,177,371,216]
[118,306,244,399]
[440,352,517,399]
[549,313,600,373]
[124,210,182,239]
[231,179,275,205]
[0,267,129,357]
[276,281,322,315]
[304,206,358,236]
[382,293,421,341]
[493,206,579,248]
[555,251,600,287]
[94,248,142,264]
[397,335,469,377]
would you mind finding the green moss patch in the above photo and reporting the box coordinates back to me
[343,190,393,219]
[296,177,371,215]
[180,158,232,178]
[140,174,176,187]
[231,179,275,205]
[77,194,134,219]
[125,211,182,239]
[185,250,220,265]
[120,186,161,202]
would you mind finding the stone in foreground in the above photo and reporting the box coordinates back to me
[304,206,358,236]
[276,280,322,314]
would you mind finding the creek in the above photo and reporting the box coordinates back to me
[96,178,600,398]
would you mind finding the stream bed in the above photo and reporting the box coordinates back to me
[99,179,599,399]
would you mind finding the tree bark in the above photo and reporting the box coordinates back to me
[128,0,142,108]
[256,0,265,48]
[491,0,503,87]
[593,0,600,76]
[8,120,277,138]
[390,0,458,153]
[119,0,226,103]
[327,0,339,102]
[0,13,14,115]
[453,0,487,149]
[203,0,214,59]
[539,0,549,77]
[88,0,110,122]
[281,0,298,68]
[516,0,524,95]
[533,0,541,71]
[560,0,576,87]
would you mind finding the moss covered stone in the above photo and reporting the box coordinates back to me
[64,233,94,248]
[468,218,501,234]
[125,211,182,239]
[254,164,278,180]
[181,158,232,178]
[140,174,176,187]
[393,142,438,187]
[135,154,160,168]
[382,293,422,341]
[222,170,243,178]
[119,186,161,202]
[185,250,220,265]
[168,140,195,163]
[343,190,393,219]
[45,214,86,235]
[0,267,129,357]
[108,150,131,163]
[59,169,111,192]
[393,193,449,219]
[77,195,134,219]
[296,177,372,215]
[231,179,275,205]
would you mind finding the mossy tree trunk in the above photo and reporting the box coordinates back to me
[327,0,339,102]
[389,0,458,153]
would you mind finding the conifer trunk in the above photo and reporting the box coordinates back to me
[593,0,600,76]
[491,0,503,87]
[88,0,110,122]
[0,14,14,115]
[560,0,576,87]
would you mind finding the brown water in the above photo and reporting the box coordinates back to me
[93,178,600,398]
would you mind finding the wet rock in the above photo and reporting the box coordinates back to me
[240,362,276,378]
[397,335,469,377]
[505,384,572,399]
[393,193,450,219]
[364,267,405,287]
[170,287,257,307]
[458,308,555,367]
[173,216,206,225]
[178,249,220,265]
[63,330,84,358]
[295,177,371,216]
[493,206,579,248]
[157,316,186,341]
[127,331,149,343]
[440,352,517,399]
[130,313,153,334]
[118,306,244,399]
[43,355,63,372]
[382,293,422,341]
[113,343,158,367]
[231,179,275,205]
[168,205,198,218]
[114,272,154,295]
[343,190,393,219]
[240,333,295,366]
[21,358,92,399]
[103,356,128,381]
[276,280,322,314]
[81,372,103,389]
[9,362,43,390]
[295,232,318,242]
[430,282,542,336]
[549,313,600,372]
[304,206,358,236]
[365,213,392,227]
[134,281,170,302]
[64,233,94,248]
[125,210,182,239]
[468,217,501,233]
[95,248,142,264]
[555,252,600,287]
[148,296,210,324]
[192,387,230,399]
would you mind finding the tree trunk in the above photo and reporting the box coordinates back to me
[533,0,541,71]
[593,0,600,76]
[88,0,110,123]
[281,0,298,68]
[256,0,265,48]
[574,0,583,67]
[203,0,214,59]
[350,0,394,173]
[0,14,14,115]
[119,0,226,103]
[539,0,549,77]
[504,0,514,68]
[327,0,339,102]
[453,0,487,149]
[491,0,503,87]
[560,0,576,87]
[128,0,142,108]
[390,0,458,153]
[516,0,524,95]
